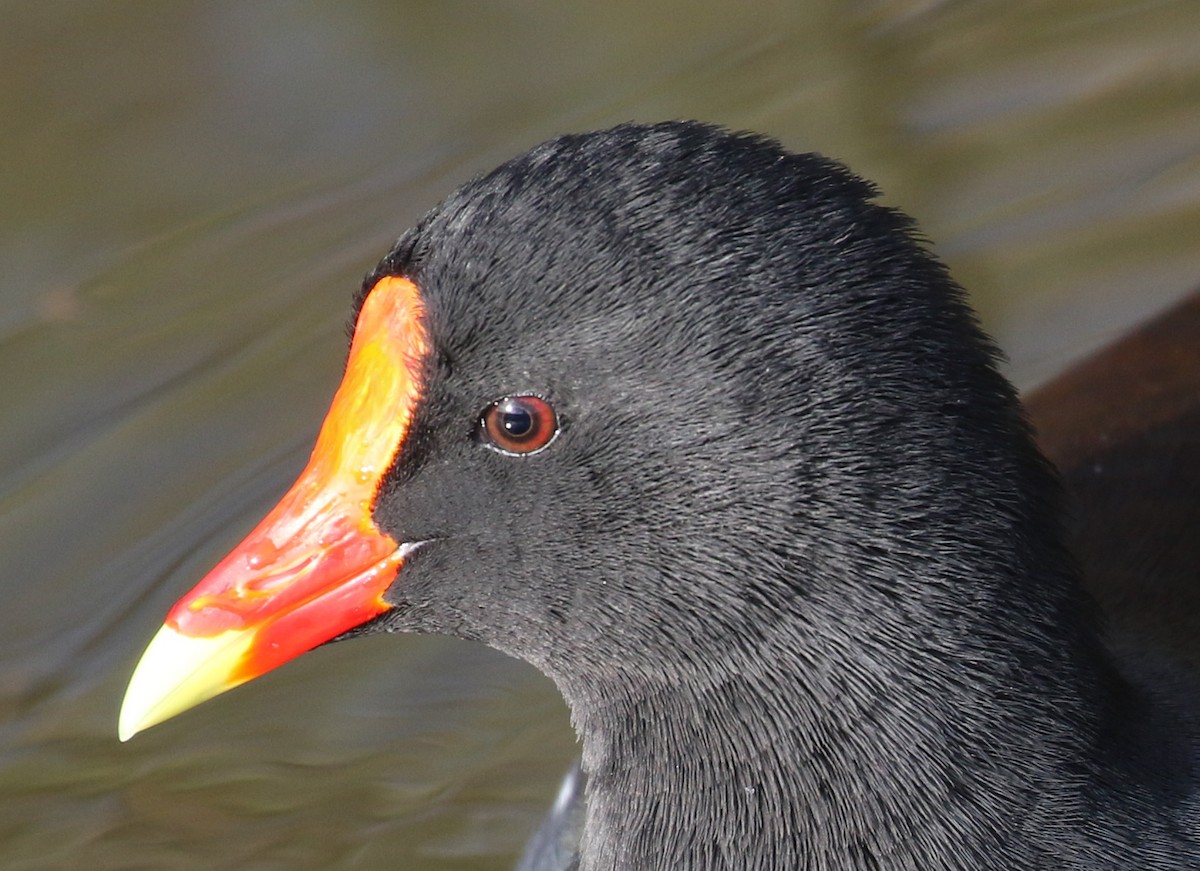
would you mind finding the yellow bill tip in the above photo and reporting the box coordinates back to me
[119,623,256,742]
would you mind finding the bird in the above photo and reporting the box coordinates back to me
[119,121,1200,869]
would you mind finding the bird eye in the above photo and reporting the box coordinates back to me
[480,395,558,455]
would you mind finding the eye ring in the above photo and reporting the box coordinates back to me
[479,395,559,456]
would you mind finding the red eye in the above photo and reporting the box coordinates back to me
[480,395,558,455]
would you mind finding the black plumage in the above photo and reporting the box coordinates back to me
[340,122,1200,868]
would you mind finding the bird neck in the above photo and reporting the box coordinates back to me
[563,566,1118,870]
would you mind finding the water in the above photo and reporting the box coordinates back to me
[2,2,1198,868]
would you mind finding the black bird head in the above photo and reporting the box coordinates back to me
[122,119,1068,734]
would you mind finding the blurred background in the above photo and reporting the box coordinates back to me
[2,2,1198,868]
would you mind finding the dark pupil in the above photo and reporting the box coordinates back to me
[500,403,534,438]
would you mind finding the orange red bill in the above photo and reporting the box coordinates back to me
[119,276,429,740]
